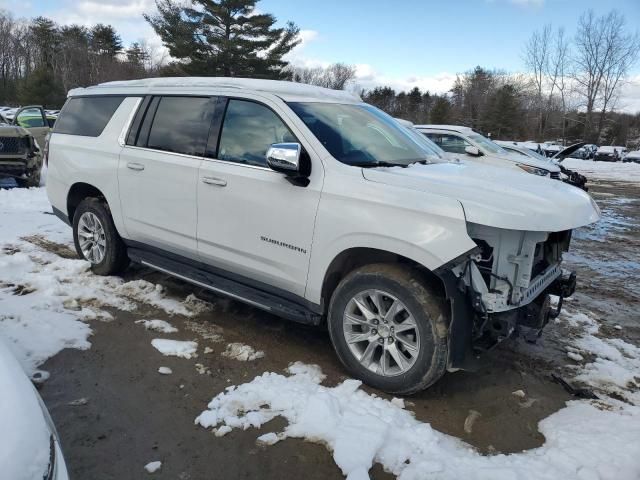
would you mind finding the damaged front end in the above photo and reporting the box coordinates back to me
[441,223,578,370]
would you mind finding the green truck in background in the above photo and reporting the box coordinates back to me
[0,106,53,188]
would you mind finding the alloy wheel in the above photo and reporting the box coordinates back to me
[342,289,420,376]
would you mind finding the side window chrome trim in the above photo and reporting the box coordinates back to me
[118,97,143,147]
[121,144,205,161]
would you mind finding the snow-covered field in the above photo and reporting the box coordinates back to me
[1,186,639,479]
[563,158,640,183]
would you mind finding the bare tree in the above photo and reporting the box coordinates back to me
[573,10,639,141]
[548,28,571,143]
[524,24,551,139]
[288,62,356,90]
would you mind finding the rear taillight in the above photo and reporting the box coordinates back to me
[43,134,50,167]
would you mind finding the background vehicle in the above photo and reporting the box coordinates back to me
[415,125,563,179]
[47,78,599,394]
[0,114,42,187]
[497,142,589,190]
[595,145,627,161]
[623,150,640,163]
[0,339,69,480]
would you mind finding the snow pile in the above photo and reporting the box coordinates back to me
[563,159,640,183]
[0,187,209,376]
[136,319,178,333]
[151,339,198,359]
[222,342,264,361]
[158,367,172,375]
[144,461,162,473]
[196,362,640,480]
[562,310,640,404]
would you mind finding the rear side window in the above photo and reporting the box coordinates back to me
[146,96,214,157]
[55,96,125,137]
[217,100,296,167]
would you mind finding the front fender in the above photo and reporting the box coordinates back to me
[305,167,477,304]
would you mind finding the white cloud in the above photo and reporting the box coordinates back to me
[509,0,545,7]
[352,65,457,94]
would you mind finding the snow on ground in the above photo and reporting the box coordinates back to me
[143,460,162,473]
[563,159,640,183]
[158,366,172,375]
[197,361,640,480]
[221,342,265,361]
[151,339,198,359]
[136,319,178,333]
[0,187,207,377]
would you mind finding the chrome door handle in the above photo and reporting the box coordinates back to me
[202,176,227,187]
[127,162,145,171]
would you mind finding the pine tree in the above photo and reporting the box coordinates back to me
[145,0,300,78]
[431,96,451,124]
[90,24,123,58]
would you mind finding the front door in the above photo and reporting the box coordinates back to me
[197,98,323,297]
[14,106,50,150]
[118,96,215,258]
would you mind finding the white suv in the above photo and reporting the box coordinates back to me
[46,78,600,394]
[416,125,563,179]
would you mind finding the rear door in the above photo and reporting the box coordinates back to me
[14,106,50,149]
[118,95,216,258]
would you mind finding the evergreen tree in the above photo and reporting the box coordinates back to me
[90,24,123,58]
[145,0,300,78]
[19,66,65,107]
[431,96,451,124]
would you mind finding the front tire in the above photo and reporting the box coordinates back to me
[73,198,129,275]
[328,264,448,395]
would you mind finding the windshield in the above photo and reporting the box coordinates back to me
[288,102,439,167]
[468,132,509,156]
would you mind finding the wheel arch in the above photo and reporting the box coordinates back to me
[67,182,107,223]
[318,247,446,315]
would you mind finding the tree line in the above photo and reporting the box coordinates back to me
[0,1,637,145]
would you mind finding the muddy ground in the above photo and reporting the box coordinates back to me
[35,180,639,480]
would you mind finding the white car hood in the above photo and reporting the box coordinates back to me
[0,340,51,480]
[501,152,561,172]
[363,162,600,231]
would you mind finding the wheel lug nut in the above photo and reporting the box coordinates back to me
[372,319,378,325]
[388,337,394,343]
[371,329,377,335]
[378,338,384,344]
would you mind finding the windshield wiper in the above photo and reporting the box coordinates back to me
[349,161,408,168]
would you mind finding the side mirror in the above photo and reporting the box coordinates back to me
[465,145,482,156]
[266,143,301,174]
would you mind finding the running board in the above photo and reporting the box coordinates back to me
[127,247,322,326]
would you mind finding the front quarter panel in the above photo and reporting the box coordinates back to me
[305,162,476,304]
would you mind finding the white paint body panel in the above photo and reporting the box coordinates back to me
[363,162,600,232]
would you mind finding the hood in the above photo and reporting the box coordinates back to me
[499,151,561,172]
[363,162,600,231]
[552,142,586,161]
[0,125,30,137]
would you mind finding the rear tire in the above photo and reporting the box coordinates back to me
[72,198,129,275]
[327,264,448,395]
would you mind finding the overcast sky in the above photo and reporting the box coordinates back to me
[3,0,640,111]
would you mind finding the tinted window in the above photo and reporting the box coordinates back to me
[218,100,296,167]
[55,96,125,137]
[146,97,214,157]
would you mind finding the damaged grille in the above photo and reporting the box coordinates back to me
[0,137,25,154]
